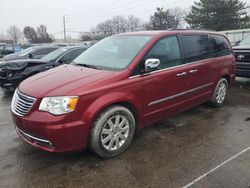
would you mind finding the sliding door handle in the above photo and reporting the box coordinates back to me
[176,72,187,77]
[189,69,198,74]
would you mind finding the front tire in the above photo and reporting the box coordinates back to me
[211,78,228,107]
[89,105,136,158]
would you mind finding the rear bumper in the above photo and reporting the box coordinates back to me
[12,112,89,153]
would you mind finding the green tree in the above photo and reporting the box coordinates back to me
[145,7,181,30]
[36,25,53,43]
[23,25,53,43]
[23,26,37,42]
[186,0,250,31]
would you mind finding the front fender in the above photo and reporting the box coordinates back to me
[82,91,143,129]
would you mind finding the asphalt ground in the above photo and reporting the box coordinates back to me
[0,77,250,188]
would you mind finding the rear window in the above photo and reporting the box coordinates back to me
[33,48,56,56]
[210,35,232,57]
[182,35,211,62]
[5,45,14,51]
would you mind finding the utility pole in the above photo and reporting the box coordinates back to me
[0,29,4,40]
[63,15,66,43]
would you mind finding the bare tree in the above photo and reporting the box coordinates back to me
[169,7,186,29]
[112,16,128,34]
[7,25,22,43]
[127,15,143,31]
[80,32,93,41]
[88,15,143,40]
[96,20,114,37]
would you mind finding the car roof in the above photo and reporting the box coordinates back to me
[32,46,59,49]
[118,29,225,37]
[59,46,87,50]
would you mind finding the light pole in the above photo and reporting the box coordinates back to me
[63,15,66,43]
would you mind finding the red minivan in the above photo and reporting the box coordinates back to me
[11,30,235,158]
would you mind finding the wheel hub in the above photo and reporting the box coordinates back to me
[101,115,130,151]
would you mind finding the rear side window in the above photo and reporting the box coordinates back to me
[33,48,56,55]
[182,35,210,62]
[210,35,231,57]
[145,36,183,69]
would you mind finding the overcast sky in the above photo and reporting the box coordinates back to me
[0,0,218,39]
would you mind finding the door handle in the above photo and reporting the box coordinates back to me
[189,69,198,74]
[176,72,187,77]
[45,65,54,69]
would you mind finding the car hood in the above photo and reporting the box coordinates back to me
[19,64,115,98]
[0,53,25,61]
[0,59,49,70]
[233,44,250,50]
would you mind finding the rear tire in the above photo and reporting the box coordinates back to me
[211,78,228,107]
[89,105,135,158]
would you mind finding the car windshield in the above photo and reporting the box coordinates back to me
[240,35,250,45]
[18,47,34,56]
[41,48,67,61]
[72,35,153,70]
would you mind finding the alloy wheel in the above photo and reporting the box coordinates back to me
[101,115,130,151]
[216,81,227,104]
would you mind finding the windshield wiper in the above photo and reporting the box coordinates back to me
[73,63,103,70]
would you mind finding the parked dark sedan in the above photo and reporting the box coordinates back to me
[0,46,58,62]
[233,34,250,78]
[0,46,87,92]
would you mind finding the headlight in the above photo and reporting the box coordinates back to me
[39,96,78,115]
[7,71,13,77]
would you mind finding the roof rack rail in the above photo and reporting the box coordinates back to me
[167,28,190,31]
[167,28,216,32]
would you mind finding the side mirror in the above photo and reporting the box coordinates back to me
[28,53,33,58]
[144,58,161,72]
[58,59,68,64]
[234,40,241,46]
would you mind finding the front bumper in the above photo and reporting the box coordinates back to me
[236,62,250,78]
[12,112,89,153]
[0,75,22,91]
[236,69,250,78]
[16,126,54,149]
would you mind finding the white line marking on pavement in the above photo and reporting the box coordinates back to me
[0,121,11,125]
[0,105,10,108]
[182,146,250,188]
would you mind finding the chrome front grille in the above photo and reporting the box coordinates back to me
[0,70,7,77]
[11,90,36,116]
[234,51,250,63]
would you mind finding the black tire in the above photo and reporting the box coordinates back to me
[89,105,136,158]
[211,78,228,107]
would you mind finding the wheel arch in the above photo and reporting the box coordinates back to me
[222,74,230,85]
[82,92,143,130]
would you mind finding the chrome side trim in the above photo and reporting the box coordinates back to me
[16,127,51,144]
[129,75,141,79]
[148,82,213,106]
